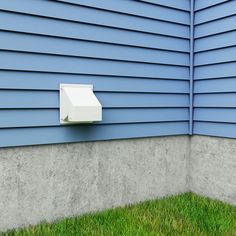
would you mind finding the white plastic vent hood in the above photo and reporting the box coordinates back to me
[60,84,102,124]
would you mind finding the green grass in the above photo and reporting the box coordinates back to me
[2,193,236,236]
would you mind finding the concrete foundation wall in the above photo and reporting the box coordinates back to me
[1,135,236,232]
[0,136,189,232]
[189,135,236,205]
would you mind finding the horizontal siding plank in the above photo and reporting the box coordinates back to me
[0,108,189,128]
[0,31,189,66]
[194,93,236,107]
[0,51,189,79]
[194,108,236,123]
[0,10,189,39]
[195,46,236,66]
[0,122,189,148]
[0,0,190,25]
[138,0,190,11]
[0,91,189,109]
[195,0,230,11]
[195,62,236,80]
[58,0,190,12]
[195,1,236,25]
[194,78,236,93]
[0,71,189,93]
[194,121,236,139]
[195,31,236,52]
[0,12,190,51]
[195,15,236,39]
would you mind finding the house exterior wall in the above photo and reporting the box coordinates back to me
[194,0,236,138]
[1,0,236,232]
[190,2,236,205]
[0,0,190,147]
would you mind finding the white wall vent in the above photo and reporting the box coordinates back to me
[60,84,102,124]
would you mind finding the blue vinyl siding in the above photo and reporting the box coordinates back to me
[194,0,230,11]
[3,0,236,146]
[193,0,236,138]
[0,108,189,128]
[0,0,190,147]
[58,0,190,12]
[0,123,189,148]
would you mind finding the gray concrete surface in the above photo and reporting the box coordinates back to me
[0,136,189,232]
[2,135,236,232]
[189,135,236,205]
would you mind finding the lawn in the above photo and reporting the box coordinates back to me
[2,193,236,236]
